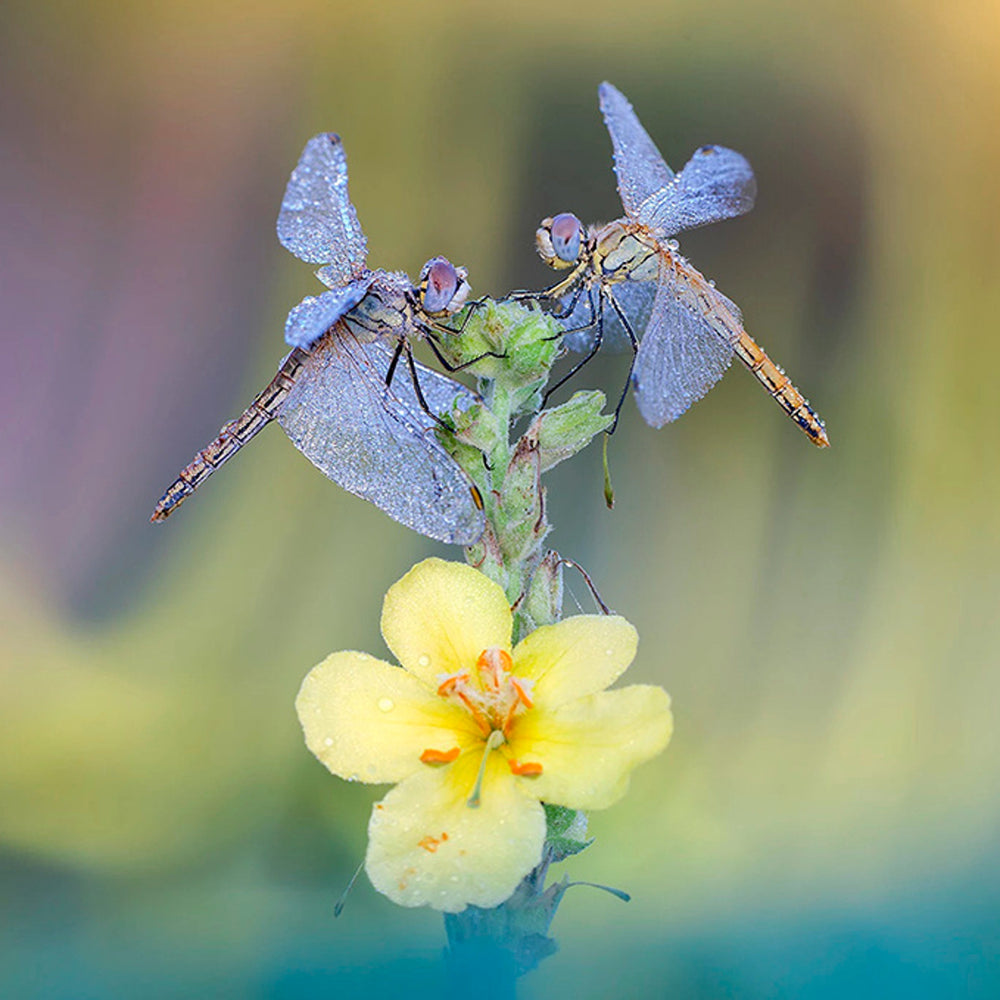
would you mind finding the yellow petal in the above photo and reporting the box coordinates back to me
[512,615,638,708]
[365,751,545,912]
[296,651,481,784]
[381,558,512,685]
[508,685,672,810]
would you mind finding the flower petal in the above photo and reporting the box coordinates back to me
[365,751,545,912]
[508,685,672,810]
[381,558,513,685]
[296,651,481,784]
[512,615,638,708]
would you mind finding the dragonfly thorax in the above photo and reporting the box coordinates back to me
[342,279,410,343]
[593,220,659,283]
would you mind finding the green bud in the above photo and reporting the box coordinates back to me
[438,299,562,391]
[523,551,563,629]
[498,433,546,563]
[531,390,614,472]
[448,400,503,455]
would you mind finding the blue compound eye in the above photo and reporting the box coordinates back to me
[550,213,583,263]
[421,257,459,314]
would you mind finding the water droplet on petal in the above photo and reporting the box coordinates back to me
[378,697,395,712]
[323,737,334,747]
[605,648,615,657]
[418,654,431,668]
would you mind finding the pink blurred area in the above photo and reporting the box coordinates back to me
[0,5,307,611]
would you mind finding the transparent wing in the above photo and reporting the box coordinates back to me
[632,259,741,427]
[276,330,485,545]
[276,133,369,276]
[636,145,756,236]
[283,277,374,348]
[560,280,657,354]
[598,82,674,219]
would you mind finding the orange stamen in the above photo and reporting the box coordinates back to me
[420,747,461,765]
[436,673,464,697]
[453,689,492,735]
[508,759,543,777]
[509,676,534,709]
[477,648,513,673]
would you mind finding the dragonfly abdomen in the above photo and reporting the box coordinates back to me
[732,333,829,447]
[150,349,309,521]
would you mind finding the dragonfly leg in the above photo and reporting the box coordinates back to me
[542,287,604,407]
[603,288,639,435]
[547,281,586,322]
[557,556,612,615]
[535,281,589,345]
[424,327,506,372]
[402,340,450,431]
[383,335,405,388]
[433,298,485,336]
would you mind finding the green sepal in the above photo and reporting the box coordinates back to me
[542,804,593,862]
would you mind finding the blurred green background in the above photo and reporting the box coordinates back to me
[2,0,999,996]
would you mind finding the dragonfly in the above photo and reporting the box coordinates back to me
[150,133,486,545]
[534,82,829,447]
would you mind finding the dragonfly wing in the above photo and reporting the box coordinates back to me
[276,331,485,545]
[636,145,756,236]
[598,82,675,219]
[560,280,657,354]
[283,278,375,348]
[277,134,369,276]
[632,260,737,427]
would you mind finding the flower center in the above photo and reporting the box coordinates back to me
[436,647,534,738]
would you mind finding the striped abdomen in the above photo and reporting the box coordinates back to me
[730,332,829,447]
[150,347,309,522]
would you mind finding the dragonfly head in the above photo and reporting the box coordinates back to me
[536,213,584,269]
[418,256,471,317]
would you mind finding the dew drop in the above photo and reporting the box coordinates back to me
[418,654,431,668]
[378,697,395,712]
[323,737,334,747]
[605,648,615,657]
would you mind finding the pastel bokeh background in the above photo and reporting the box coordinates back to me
[3,1,999,996]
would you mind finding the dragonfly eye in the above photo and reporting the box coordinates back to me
[420,257,460,315]
[549,212,583,263]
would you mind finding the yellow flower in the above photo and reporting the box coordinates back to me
[295,558,673,913]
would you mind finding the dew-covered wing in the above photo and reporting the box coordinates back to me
[636,145,756,237]
[276,331,485,545]
[632,260,742,427]
[598,82,674,219]
[560,280,657,354]
[277,134,368,278]
[283,277,375,348]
